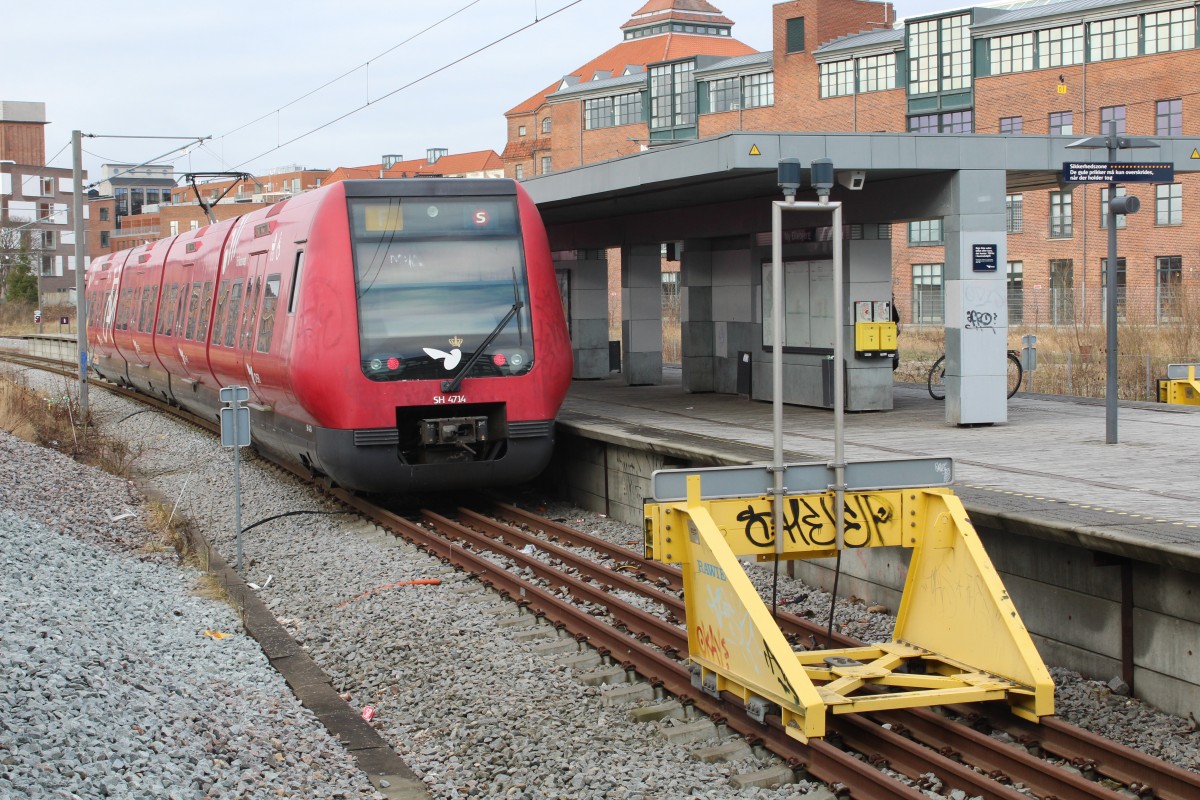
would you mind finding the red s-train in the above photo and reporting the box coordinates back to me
[85,179,572,493]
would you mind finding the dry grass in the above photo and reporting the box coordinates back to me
[0,302,75,336]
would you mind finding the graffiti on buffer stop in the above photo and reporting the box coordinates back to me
[736,494,896,549]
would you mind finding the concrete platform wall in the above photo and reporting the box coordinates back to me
[552,428,1200,722]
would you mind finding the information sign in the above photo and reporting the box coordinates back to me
[1062,163,1174,184]
[972,244,998,273]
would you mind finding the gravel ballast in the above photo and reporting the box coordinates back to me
[2,363,1196,799]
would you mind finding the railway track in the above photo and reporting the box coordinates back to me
[5,345,1197,798]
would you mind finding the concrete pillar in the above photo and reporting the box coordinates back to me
[680,240,714,392]
[621,243,663,385]
[943,169,1009,425]
[555,251,610,379]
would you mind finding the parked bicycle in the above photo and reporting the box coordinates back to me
[928,350,1023,400]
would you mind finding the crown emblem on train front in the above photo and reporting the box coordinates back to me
[449,336,464,347]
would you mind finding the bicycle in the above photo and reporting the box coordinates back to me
[928,350,1023,400]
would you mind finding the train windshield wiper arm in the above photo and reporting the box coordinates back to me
[441,280,524,394]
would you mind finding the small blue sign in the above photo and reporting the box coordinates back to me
[973,244,998,272]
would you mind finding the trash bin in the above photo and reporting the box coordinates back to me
[737,352,752,397]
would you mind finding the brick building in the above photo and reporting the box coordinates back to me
[504,0,1200,329]
[0,101,87,306]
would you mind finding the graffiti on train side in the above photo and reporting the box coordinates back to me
[735,493,897,549]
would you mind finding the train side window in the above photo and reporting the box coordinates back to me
[140,287,156,333]
[256,273,282,353]
[196,281,214,342]
[158,284,178,336]
[118,288,132,331]
[240,277,261,349]
[288,251,304,314]
[212,280,231,345]
[223,281,244,347]
[175,282,190,337]
[185,282,202,341]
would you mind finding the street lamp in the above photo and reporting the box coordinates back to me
[1064,134,1160,444]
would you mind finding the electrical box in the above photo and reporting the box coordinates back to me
[853,301,897,358]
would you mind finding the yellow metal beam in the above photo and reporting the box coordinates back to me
[644,478,1055,738]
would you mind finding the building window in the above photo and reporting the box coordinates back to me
[1157,183,1183,225]
[99,207,109,222]
[1157,256,1183,322]
[1050,190,1073,238]
[1089,16,1138,61]
[540,156,552,175]
[1145,7,1195,54]
[908,15,972,94]
[650,60,696,130]
[584,97,615,129]
[514,164,524,180]
[990,32,1034,74]
[1007,261,1024,323]
[1100,105,1126,136]
[542,117,552,134]
[613,92,642,125]
[1156,99,1182,136]
[909,110,972,133]
[999,116,1023,134]
[786,17,805,53]
[908,219,943,245]
[912,263,944,324]
[742,72,773,108]
[857,53,896,93]
[1050,111,1073,135]
[1100,257,1128,321]
[1050,258,1075,325]
[1006,194,1023,233]
[819,60,854,98]
[518,125,526,137]
[42,230,55,249]
[1038,24,1084,68]
[709,77,739,111]
[100,230,109,248]
[1100,186,1127,229]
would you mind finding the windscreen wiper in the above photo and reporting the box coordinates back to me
[441,271,524,394]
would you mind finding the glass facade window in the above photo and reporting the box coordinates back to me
[1089,16,1138,61]
[1157,183,1183,225]
[1145,7,1196,54]
[1000,116,1023,134]
[1050,111,1073,135]
[941,14,971,91]
[819,60,855,97]
[584,97,614,130]
[857,53,896,93]
[909,114,938,133]
[991,32,1034,74]
[908,219,943,244]
[908,19,939,95]
[1050,191,1073,238]
[909,111,971,133]
[1006,194,1023,233]
[1100,105,1126,135]
[613,92,642,125]
[1038,24,1083,68]
[1157,99,1182,136]
[1007,261,1024,323]
[650,61,696,130]
[1157,256,1183,322]
[912,263,944,324]
[1100,186,1127,229]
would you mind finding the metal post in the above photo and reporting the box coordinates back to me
[235,431,243,572]
[1105,136,1118,443]
[830,203,845,551]
[72,130,88,417]
[771,199,785,559]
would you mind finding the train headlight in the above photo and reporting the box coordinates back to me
[387,357,401,370]
[509,351,526,368]
[369,359,384,372]
[492,353,507,367]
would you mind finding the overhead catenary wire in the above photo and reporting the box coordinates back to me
[231,0,587,170]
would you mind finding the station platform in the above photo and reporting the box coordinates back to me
[554,368,1200,720]
[559,367,1200,571]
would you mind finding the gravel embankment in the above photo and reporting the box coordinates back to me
[3,362,1197,800]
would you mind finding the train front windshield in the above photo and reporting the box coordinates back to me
[349,196,535,383]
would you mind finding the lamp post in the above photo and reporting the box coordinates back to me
[1064,134,1158,444]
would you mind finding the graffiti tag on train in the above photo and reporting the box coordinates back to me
[736,493,896,549]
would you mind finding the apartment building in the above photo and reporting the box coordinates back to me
[0,101,86,306]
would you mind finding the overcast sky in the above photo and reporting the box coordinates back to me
[5,0,953,183]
